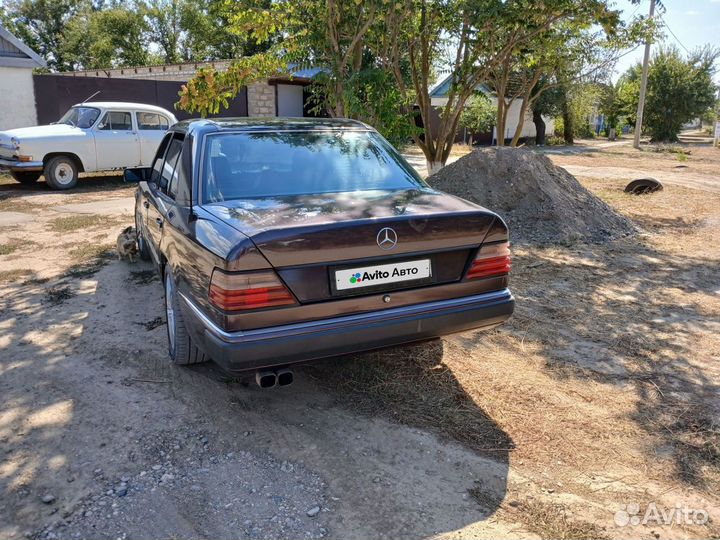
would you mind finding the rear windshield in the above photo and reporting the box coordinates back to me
[201,131,424,203]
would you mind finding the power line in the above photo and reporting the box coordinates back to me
[628,0,643,18]
[658,12,691,54]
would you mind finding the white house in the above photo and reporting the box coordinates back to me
[0,24,46,130]
[429,74,554,144]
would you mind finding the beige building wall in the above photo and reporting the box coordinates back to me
[430,95,554,141]
[0,67,38,129]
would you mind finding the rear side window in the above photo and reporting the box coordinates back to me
[137,112,170,131]
[98,111,132,131]
[160,137,183,194]
[150,134,172,184]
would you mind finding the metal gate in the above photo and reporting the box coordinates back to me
[33,74,248,125]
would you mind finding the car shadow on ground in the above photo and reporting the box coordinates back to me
[0,173,129,197]
[0,257,513,539]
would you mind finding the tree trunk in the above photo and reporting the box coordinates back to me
[426,160,444,175]
[533,109,546,146]
[562,98,573,145]
[510,98,530,147]
[334,80,345,117]
[496,100,506,146]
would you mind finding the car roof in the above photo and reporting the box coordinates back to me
[73,102,176,116]
[171,117,372,135]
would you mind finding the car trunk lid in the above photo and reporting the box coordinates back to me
[204,189,497,265]
[204,189,500,302]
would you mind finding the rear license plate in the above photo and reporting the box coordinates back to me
[334,259,432,292]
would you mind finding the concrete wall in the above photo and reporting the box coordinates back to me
[54,60,234,82]
[247,81,276,116]
[0,67,38,129]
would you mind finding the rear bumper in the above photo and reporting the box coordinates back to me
[179,288,515,372]
[0,158,44,172]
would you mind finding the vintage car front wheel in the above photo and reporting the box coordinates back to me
[164,269,207,366]
[10,171,40,185]
[44,156,78,190]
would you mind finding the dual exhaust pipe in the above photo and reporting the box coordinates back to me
[255,367,293,389]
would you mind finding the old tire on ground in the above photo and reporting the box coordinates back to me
[44,155,78,190]
[164,269,207,365]
[10,171,41,184]
[624,178,663,195]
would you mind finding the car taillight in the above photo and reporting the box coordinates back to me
[466,242,511,280]
[209,269,296,311]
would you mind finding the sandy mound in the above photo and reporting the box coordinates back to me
[427,147,636,245]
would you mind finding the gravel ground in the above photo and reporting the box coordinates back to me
[2,142,719,540]
[427,147,636,245]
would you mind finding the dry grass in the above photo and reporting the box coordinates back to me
[553,141,720,176]
[313,150,720,537]
[309,340,514,456]
[0,195,46,213]
[68,242,115,263]
[512,500,610,540]
[0,238,38,256]
[0,243,18,256]
[0,268,33,283]
[0,173,15,186]
[49,214,109,232]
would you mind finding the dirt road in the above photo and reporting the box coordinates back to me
[1,140,718,540]
[0,177,521,540]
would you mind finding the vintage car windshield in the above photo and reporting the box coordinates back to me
[58,106,101,129]
[201,131,425,203]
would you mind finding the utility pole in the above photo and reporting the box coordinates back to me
[634,0,656,149]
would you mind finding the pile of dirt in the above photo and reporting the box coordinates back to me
[427,147,636,244]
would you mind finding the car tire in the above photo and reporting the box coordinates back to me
[44,156,78,190]
[135,218,152,262]
[164,269,207,365]
[10,171,40,185]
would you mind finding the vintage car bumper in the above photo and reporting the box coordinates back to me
[0,158,44,171]
[179,288,515,372]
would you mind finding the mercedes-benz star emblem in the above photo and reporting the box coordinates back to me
[376,227,398,250]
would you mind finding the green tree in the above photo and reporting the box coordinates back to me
[62,6,149,69]
[375,0,638,167]
[178,0,271,61]
[621,46,719,141]
[179,0,640,171]
[530,82,563,145]
[459,93,496,145]
[2,0,89,71]
[143,0,183,64]
[338,67,418,147]
[598,81,625,136]
[179,0,381,117]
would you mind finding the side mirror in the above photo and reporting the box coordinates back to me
[123,167,152,183]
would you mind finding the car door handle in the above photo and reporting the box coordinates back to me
[155,217,164,228]
[143,200,149,209]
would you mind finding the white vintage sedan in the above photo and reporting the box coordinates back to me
[0,102,177,190]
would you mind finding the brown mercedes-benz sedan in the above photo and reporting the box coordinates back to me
[126,118,514,387]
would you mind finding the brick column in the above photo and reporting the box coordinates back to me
[247,81,276,117]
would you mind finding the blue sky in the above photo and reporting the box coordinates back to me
[612,0,720,81]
